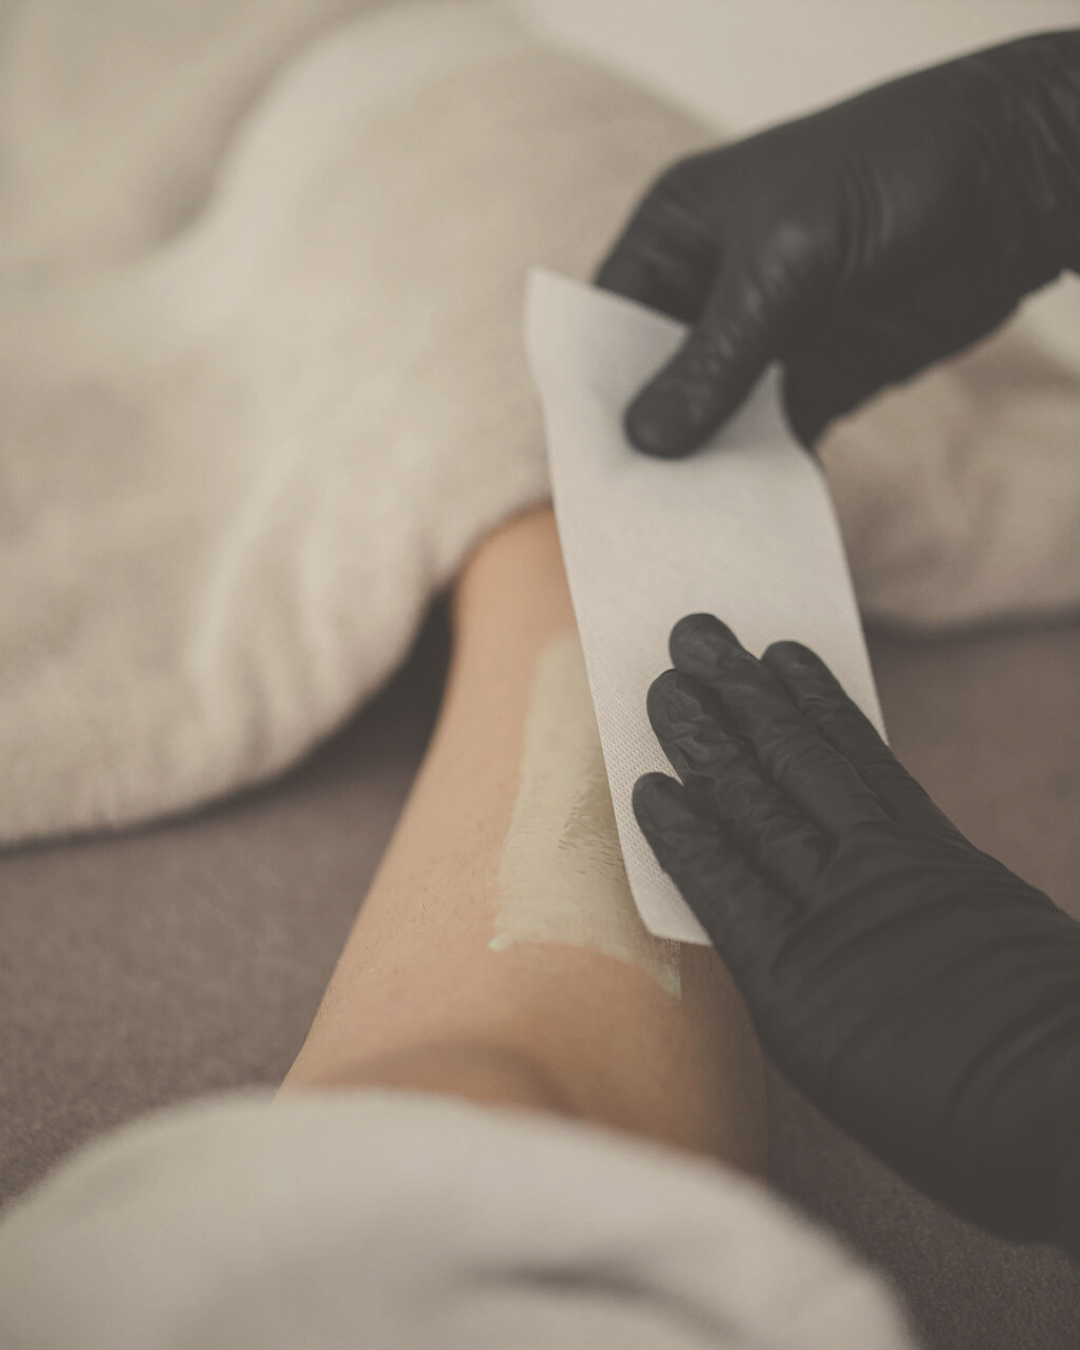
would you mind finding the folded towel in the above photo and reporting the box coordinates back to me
[0,1091,917,1350]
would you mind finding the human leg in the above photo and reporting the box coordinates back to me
[283,507,766,1171]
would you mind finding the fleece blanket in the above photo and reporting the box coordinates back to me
[2,0,1080,845]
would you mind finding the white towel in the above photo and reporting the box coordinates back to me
[0,1091,918,1350]
[3,0,1080,845]
[0,0,708,843]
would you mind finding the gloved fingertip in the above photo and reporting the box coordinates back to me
[645,666,680,719]
[624,387,702,458]
[669,613,743,672]
[626,300,770,455]
[762,641,852,709]
[648,670,725,749]
[632,771,702,833]
[761,639,824,678]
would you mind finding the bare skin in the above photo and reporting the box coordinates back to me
[283,506,766,1173]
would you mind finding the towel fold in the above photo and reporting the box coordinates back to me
[0,1090,917,1349]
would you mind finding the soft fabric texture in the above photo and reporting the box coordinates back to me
[0,1089,918,1350]
[3,0,1080,846]
[819,283,1080,629]
[0,0,708,844]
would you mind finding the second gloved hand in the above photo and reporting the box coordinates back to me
[597,30,1080,454]
[635,613,1080,1251]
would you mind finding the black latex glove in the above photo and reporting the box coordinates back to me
[597,30,1080,455]
[634,613,1080,1252]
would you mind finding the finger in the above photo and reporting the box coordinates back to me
[647,670,829,894]
[624,242,797,458]
[668,614,889,833]
[762,640,957,835]
[633,772,793,977]
[595,196,720,326]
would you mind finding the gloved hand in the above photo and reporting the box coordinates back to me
[634,613,1080,1251]
[597,30,1080,455]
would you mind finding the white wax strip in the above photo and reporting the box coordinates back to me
[525,269,885,943]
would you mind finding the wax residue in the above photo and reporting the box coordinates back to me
[490,630,681,996]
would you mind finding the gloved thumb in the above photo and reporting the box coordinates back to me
[624,255,790,457]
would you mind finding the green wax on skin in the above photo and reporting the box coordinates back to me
[490,630,682,997]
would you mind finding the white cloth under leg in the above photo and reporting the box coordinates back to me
[0,1091,918,1350]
